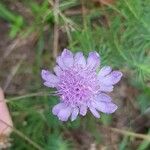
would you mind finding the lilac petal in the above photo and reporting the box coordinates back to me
[56,56,66,70]
[98,66,112,77]
[94,101,118,114]
[74,52,86,67]
[87,51,100,69]
[43,82,56,88]
[80,105,87,116]
[41,70,59,87]
[71,107,79,121]
[58,107,72,121]
[95,93,112,102]
[61,49,74,68]
[102,71,123,85]
[89,106,100,118]
[52,103,66,115]
[54,65,63,76]
[99,84,114,92]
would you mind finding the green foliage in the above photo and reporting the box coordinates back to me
[0,2,24,38]
[119,136,129,150]
[46,134,72,150]
[101,114,112,126]
[137,130,150,150]
[137,87,150,113]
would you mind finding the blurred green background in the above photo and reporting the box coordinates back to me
[0,0,150,149]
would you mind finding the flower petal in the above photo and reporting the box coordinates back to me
[102,71,122,85]
[80,105,87,116]
[52,103,66,115]
[58,107,72,121]
[74,52,86,67]
[56,56,66,70]
[89,106,100,118]
[61,49,74,68]
[43,82,56,88]
[99,83,114,92]
[54,65,63,76]
[41,70,59,87]
[94,101,118,114]
[71,107,79,121]
[87,51,100,69]
[98,66,112,77]
[95,93,112,102]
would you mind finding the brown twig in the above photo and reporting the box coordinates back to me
[48,0,78,43]
[3,32,38,60]
[3,55,26,91]
[81,0,87,28]
[53,24,59,58]
[53,0,60,58]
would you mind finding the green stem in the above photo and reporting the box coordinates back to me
[4,92,52,103]
[110,127,150,142]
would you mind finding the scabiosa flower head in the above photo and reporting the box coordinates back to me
[41,49,122,121]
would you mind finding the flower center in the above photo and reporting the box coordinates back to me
[57,67,98,106]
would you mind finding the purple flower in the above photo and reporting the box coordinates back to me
[41,49,122,121]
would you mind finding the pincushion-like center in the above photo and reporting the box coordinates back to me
[57,67,98,106]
